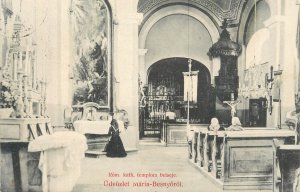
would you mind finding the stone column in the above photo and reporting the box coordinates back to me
[138,48,148,84]
[114,0,141,149]
[264,1,299,128]
[264,9,284,128]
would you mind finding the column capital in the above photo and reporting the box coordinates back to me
[117,13,143,25]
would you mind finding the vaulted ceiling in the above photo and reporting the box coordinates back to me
[137,0,246,25]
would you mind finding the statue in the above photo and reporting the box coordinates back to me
[14,96,24,118]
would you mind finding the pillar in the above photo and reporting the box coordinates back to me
[114,0,141,149]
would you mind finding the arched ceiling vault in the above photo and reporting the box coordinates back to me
[138,0,247,26]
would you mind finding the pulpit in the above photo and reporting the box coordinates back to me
[208,19,241,102]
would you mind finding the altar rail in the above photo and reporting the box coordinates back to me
[190,128,296,190]
[161,124,208,146]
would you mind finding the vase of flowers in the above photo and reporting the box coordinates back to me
[0,68,19,118]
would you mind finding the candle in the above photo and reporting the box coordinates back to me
[270,65,273,80]
[4,51,9,67]
[18,51,23,70]
[231,93,234,101]
[25,47,29,74]
[14,53,17,80]
[27,54,31,75]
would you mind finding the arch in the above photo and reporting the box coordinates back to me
[146,57,211,85]
[139,4,219,49]
[145,57,213,123]
[238,0,272,45]
[139,6,218,77]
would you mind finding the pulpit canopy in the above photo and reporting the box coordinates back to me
[208,19,242,58]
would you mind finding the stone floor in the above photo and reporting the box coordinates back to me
[72,145,270,192]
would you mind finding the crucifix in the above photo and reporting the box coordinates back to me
[223,93,241,117]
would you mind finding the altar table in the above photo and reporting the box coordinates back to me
[73,120,110,135]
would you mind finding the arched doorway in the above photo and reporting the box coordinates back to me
[140,57,215,138]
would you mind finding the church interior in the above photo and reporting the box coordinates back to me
[1,0,300,191]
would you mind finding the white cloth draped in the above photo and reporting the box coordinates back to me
[28,131,87,192]
[183,71,199,103]
[73,120,111,134]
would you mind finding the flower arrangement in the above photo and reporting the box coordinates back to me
[0,68,19,108]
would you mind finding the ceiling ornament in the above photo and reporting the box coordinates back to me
[138,0,246,24]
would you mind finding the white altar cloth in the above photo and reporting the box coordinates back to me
[28,131,87,192]
[73,120,111,135]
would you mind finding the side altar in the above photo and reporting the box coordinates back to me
[0,118,52,192]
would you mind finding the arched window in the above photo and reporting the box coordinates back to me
[244,0,271,46]
[70,0,112,109]
[244,0,271,69]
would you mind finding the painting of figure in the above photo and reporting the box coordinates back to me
[71,0,110,107]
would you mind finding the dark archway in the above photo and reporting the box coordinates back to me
[146,57,215,124]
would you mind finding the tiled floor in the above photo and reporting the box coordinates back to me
[72,145,223,192]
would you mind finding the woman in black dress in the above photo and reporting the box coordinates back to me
[106,119,127,157]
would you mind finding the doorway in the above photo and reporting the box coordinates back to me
[249,98,267,127]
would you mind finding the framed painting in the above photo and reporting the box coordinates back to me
[70,0,111,109]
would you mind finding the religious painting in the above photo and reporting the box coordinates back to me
[70,0,111,108]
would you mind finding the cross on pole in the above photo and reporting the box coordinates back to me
[187,58,192,127]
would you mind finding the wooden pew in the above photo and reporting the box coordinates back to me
[211,131,226,178]
[220,129,295,190]
[203,130,214,172]
[273,140,300,192]
[192,131,199,163]
[197,130,207,167]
